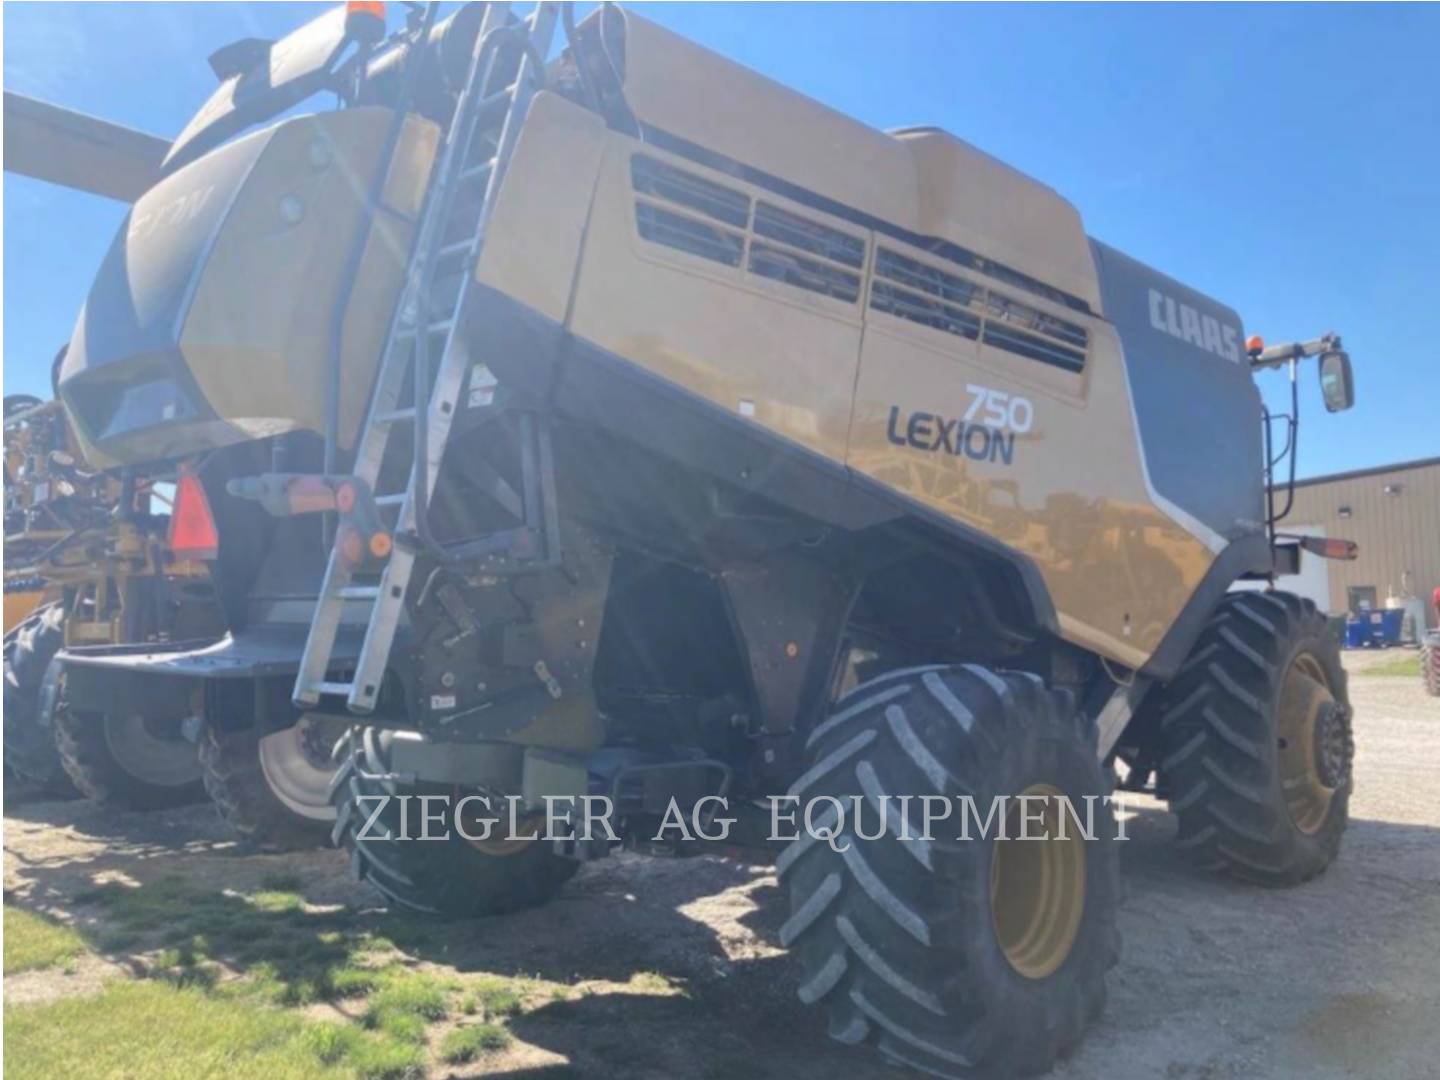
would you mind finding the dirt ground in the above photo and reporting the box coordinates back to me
[5,649,1438,1079]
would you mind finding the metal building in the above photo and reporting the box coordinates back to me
[1275,456,1440,629]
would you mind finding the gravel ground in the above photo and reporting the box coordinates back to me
[4,649,1437,1078]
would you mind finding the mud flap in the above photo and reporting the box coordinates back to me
[719,552,859,786]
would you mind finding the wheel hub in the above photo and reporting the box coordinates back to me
[1312,701,1353,790]
[102,713,203,788]
[1276,652,1343,835]
[991,782,1087,980]
[257,716,342,822]
[453,788,542,856]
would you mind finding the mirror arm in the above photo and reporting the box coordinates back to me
[1250,332,1342,371]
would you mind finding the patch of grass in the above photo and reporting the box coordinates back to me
[259,872,305,892]
[369,1009,427,1045]
[1367,653,1422,678]
[3,980,419,1080]
[148,943,221,990]
[362,969,451,1044]
[439,1023,510,1064]
[75,878,383,1005]
[3,905,87,975]
[250,890,306,915]
[468,975,524,1018]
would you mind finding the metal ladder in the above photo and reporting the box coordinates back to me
[293,2,560,712]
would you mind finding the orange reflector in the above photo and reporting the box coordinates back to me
[1245,335,1265,356]
[339,527,364,566]
[345,1,386,43]
[369,532,393,559]
[168,473,219,560]
[285,476,340,515]
[1302,536,1359,561]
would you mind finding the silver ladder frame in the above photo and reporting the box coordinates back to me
[293,2,560,712]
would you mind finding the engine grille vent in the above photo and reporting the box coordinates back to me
[632,155,864,304]
[872,247,1088,373]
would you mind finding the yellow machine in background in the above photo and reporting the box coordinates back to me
[3,390,209,803]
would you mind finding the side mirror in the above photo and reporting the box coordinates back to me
[1319,350,1354,412]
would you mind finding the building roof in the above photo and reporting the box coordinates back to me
[1290,456,1440,489]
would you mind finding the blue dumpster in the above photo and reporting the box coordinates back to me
[1344,617,1368,648]
[1372,609,1405,646]
[1347,609,1405,648]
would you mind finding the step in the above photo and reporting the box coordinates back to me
[374,407,416,424]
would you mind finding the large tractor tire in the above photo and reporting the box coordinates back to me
[1156,590,1352,886]
[332,727,578,918]
[780,665,1120,1078]
[1423,631,1440,698]
[2,602,76,795]
[198,718,338,851]
[53,700,207,811]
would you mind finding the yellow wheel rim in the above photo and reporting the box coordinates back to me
[1276,652,1340,835]
[453,787,542,856]
[991,783,1087,980]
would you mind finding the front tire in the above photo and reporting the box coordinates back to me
[1156,590,1351,885]
[1423,631,1440,698]
[2,602,76,795]
[780,665,1119,1078]
[198,720,336,852]
[332,727,578,918]
[53,702,206,811]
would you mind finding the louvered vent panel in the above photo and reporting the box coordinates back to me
[872,246,1088,372]
[632,156,865,304]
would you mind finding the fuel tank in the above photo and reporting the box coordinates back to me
[59,107,438,468]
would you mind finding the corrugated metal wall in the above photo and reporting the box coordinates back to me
[1280,458,1440,627]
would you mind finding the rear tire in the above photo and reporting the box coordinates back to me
[780,665,1119,1078]
[332,727,578,918]
[1156,590,1351,886]
[53,698,206,811]
[2,602,76,795]
[1423,632,1440,697]
[198,722,334,852]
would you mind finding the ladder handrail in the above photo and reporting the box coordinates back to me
[291,2,560,713]
[411,16,552,561]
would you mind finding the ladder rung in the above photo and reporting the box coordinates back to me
[398,317,455,339]
[375,407,416,424]
[374,493,407,507]
[339,585,380,600]
[460,157,497,183]
[314,681,355,697]
[438,239,472,260]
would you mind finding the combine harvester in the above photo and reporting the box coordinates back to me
[18,3,1361,1072]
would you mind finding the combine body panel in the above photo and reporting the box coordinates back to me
[60,109,437,468]
[472,12,1267,671]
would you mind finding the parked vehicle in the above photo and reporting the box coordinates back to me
[43,4,1359,1073]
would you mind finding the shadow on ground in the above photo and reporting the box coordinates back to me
[5,775,1439,1079]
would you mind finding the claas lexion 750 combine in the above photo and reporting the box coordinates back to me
[39,3,1358,1073]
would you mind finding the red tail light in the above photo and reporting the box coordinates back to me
[169,473,219,560]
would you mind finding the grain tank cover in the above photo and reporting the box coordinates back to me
[611,9,1100,313]
[59,107,436,468]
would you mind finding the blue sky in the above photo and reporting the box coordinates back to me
[4,2,1436,478]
